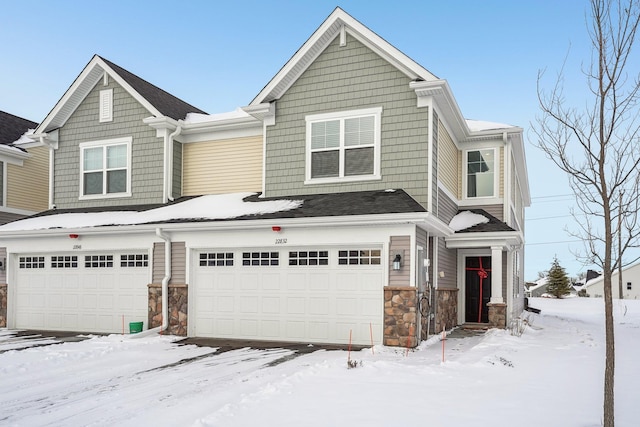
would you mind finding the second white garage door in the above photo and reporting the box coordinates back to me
[192,247,384,345]
[14,252,150,333]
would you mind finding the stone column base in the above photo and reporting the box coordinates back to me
[383,286,417,347]
[435,288,458,333]
[487,302,507,328]
[148,283,188,336]
[0,283,6,328]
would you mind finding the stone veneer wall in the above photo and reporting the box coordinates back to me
[488,302,507,328]
[435,288,458,333]
[0,284,6,327]
[384,286,418,347]
[148,283,188,336]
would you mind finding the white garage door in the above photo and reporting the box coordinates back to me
[14,252,149,333]
[192,247,384,346]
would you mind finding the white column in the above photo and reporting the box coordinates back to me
[491,246,504,304]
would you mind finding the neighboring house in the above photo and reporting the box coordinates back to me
[0,111,49,224]
[0,8,530,347]
[525,278,548,298]
[584,264,640,299]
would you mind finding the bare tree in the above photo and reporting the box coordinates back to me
[535,1,640,425]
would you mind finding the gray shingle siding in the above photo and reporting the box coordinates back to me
[265,34,429,207]
[437,188,458,225]
[54,79,164,208]
[172,140,182,199]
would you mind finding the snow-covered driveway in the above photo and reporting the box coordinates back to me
[0,332,302,426]
[2,297,640,426]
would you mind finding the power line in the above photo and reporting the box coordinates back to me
[525,239,582,246]
[531,194,574,199]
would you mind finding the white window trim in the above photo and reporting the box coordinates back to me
[463,147,499,201]
[304,107,382,185]
[99,89,113,123]
[79,137,132,200]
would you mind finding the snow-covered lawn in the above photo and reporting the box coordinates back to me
[1,297,639,426]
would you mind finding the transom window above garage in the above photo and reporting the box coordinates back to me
[19,256,45,269]
[121,254,149,267]
[199,252,233,267]
[289,250,329,266]
[338,249,381,265]
[51,255,78,268]
[242,251,279,266]
[85,255,114,268]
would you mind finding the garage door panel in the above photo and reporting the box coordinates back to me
[262,297,281,313]
[287,297,305,314]
[15,252,149,333]
[193,247,384,345]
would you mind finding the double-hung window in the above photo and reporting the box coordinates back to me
[465,148,497,198]
[306,107,382,183]
[80,137,132,199]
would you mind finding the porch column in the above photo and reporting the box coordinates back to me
[490,246,503,303]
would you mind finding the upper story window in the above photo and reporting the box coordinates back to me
[305,107,382,184]
[466,148,496,198]
[80,137,132,199]
[99,89,113,122]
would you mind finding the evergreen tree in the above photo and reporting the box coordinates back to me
[546,257,572,298]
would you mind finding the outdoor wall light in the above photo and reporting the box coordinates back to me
[393,253,402,270]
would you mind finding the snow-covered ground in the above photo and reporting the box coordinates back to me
[1,297,639,426]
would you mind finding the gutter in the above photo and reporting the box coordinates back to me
[33,134,57,209]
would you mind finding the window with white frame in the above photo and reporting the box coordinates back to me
[306,107,381,182]
[80,137,131,198]
[466,149,496,198]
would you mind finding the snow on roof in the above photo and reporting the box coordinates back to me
[0,193,302,232]
[466,119,514,132]
[448,210,489,232]
[12,129,37,146]
[183,108,250,124]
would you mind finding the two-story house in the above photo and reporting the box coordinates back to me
[0,8,529,347]
[0,111,48,224]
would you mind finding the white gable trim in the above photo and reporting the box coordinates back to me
[35,55,163,134]
[251,7,438,106]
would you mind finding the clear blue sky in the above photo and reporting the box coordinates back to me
[0,0,602,279]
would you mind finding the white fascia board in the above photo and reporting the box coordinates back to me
[0,212,441,240]
[143,116,179,137]
[0,146,30,165]
[411,80,468,142]
[180,116,263,143]
[445,230,524,250]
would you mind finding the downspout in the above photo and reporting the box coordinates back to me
[165,125,182,203]
[37,135,55,209]
[155,227,171,333]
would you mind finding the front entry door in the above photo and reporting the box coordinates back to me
[465,256,492,323]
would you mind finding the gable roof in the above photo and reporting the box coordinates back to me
[250,7,439,106]
[0,111,37,146]
[35,55,206,133]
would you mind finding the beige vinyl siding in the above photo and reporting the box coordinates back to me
[6,145,49,212]
[153,241,186,284]
[438,120,458,198]
[389,235,411,287]
[182,136,262,196]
